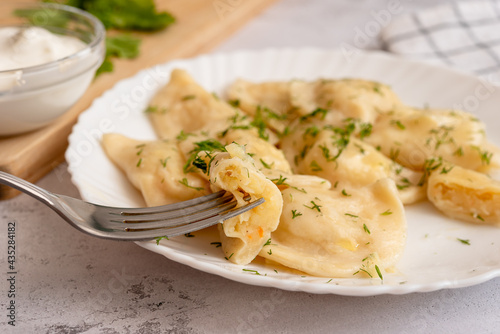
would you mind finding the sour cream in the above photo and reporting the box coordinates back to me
[0,26,86,71]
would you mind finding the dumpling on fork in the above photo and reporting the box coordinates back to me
[195,143,283,265]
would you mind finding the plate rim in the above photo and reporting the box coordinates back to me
[66,47,500,296]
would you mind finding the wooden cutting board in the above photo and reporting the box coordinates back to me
[0,0,279,199]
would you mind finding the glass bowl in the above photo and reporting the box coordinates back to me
[0,2,105,136]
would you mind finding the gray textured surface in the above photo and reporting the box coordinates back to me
[1,0,500,333]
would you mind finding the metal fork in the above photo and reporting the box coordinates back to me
[0,171,264,241]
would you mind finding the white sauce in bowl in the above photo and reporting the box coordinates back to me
[0,26,86,71]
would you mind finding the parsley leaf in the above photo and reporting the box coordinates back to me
[69,0,175,31]
[96,34,141,75]
[105,35,141,59]
[48,0,176,75]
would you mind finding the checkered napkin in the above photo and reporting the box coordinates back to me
[381,0,500,81]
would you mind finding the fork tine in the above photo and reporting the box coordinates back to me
[106,198,238,229]
[111,194,234,222]
[102,193,234,227]
[105,198,265,240]
[104,190,228,215]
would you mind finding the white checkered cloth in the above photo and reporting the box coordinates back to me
[381,0,500,82]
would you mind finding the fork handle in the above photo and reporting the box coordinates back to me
[0,171,56,206]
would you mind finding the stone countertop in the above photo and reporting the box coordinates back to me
[2,0,500,333]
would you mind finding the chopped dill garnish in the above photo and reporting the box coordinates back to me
[373,84,383,95]
[304,201,322,212]
[396,177,411,190]
[251,106,270,141]
[418,157,444,186]
[290,186,307,193]
[181,94,196,101]
[353,268,372,278]
[380,209,393,216]
[145,105,157,113]
[389,147,400,161]
[160,157,170,168]
[428,125,455,150]
[375,265,383,280]
[359,122,373,139]
[228,99,240,107]
[303,125,320,139]
[471,212,485,221]
[310,160,323,172]
[242,269,261,275]
[457,238,471,245]
[341,189,351,197]
[472,146,493,165]
[271,175,288,186]
[184,139,226,174]
[363,224,371,234]
[178,178,204,191]
[453,146,464,157]
[299,107,328,122]
[260,159,274,169]
[440,165,454,174]
[176,130,195,141]
[291,210,303,219]
[390,119,406,130]
[155,236,169,245]
[145,105,167,114]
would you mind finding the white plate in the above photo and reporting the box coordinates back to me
[66,48,500,296]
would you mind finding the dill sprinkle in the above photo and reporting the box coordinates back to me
[375,265,383,280]
[310,160,323,171]
[260,159,274,169]
[471,212,485,221]
[363,224,371,234]
[304,201,322,212]
[272,175,288,186]
[291,210,303,219]
[341,189,351,197]
[181,95,196,101]
[242,269,261,275]
[160,157,170,168]
[155,236,169,245]
[178,178,204,191]
[391,120,406,130]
